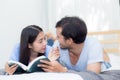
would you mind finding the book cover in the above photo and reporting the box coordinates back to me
[8,55,49,74]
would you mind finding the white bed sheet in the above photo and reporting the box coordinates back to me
[0,72,83,80]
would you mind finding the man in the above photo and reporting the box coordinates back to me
[39,16,105,74]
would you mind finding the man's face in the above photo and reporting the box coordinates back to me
[56,27,69,49]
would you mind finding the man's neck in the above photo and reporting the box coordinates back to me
[68,43,84,65]
[68,43,84,56]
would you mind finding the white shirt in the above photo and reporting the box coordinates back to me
[53,37,104,72]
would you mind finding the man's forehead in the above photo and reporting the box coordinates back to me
[56,27,62,33]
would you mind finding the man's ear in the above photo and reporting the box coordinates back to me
[67,38,73,45]
[28,43,32,48]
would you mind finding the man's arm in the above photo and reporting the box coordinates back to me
[87,62,101,74]
[38,60,102,74]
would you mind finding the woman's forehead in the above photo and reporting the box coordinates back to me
[37,32,45,38]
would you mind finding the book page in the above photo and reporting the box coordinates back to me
[27,56,47,70]
[8,60,27,70]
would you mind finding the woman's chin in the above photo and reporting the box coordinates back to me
[40,50,45,53]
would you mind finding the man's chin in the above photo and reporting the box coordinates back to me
[60,47,68,50]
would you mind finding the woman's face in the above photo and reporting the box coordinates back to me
[29,31,47,54]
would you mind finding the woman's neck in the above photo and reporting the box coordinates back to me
[29,51,38,62]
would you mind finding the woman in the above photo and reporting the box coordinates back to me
[5,25,59,75]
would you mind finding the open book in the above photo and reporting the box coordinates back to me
[8,55,49,74]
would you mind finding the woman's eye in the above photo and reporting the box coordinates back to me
[44,37,47,40]
[39,40,42,43]
[39,37,47,43]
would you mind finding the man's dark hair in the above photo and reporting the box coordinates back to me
[55,16,87,44]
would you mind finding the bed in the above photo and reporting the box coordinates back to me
[0,30,120,80]
[88,30,120,56]
[88,30,120,69]
[0,70,120,80]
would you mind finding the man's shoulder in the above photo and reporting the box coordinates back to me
[85,37,99,42]
[85,37,100,45]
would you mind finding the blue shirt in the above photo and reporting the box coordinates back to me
[53,37,105,72]
[9,43,52,61]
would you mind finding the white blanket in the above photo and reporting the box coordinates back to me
[0,72,83,80]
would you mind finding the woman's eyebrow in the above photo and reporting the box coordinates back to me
[39,38,43,41]
[39,37,44,41]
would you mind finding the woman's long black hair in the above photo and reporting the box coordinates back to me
[19,25,43,66]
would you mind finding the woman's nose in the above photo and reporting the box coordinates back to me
[43,40,47,45]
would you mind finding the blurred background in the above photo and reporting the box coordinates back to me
[0,0,120,68]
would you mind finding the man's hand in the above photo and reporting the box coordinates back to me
[37,60,67,72]
[5,62,18,75]
[48,47,60,61]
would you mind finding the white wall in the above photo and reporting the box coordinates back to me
[0,0,48,68]
[0,0,120,68]
[47,0,120,32]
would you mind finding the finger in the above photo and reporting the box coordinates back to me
[11,66,18,73]
[54,47,59,51]
[37,64,48,68]
[42,68,53,72]
[40,60,51,65]
[38,62,51,68]
[50,49,54,53]
[7,65,18,75]
[12,66,18,71]
[10,64,18,68]
[13,65,18,69]
[52,47,59,52]
[5,62,9,68]
[53,52,60,58]
[54,49,59,54]
[55,51,60,55]
[38,63,54,70]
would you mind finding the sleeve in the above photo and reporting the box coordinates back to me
[87,38,104,64]
[47,39,54,46]
[52,40,60,48]
[9,43,20,61]
[45,45,52,57]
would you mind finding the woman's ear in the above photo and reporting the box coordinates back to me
[28,43,32,48]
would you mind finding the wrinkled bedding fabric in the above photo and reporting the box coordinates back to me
[67,70,120,80]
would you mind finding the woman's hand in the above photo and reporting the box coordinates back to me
[5,62,18,75]
[48,47,60,61]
